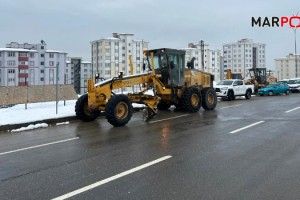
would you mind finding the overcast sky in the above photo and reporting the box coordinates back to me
[1,0,299,69]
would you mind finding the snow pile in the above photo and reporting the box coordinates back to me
[11,123,48,132]
[56,121,70,126]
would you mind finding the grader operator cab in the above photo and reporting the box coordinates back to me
[75,48,217,127]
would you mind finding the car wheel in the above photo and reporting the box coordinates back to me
[285,90,290,95]
[245,90,252,99]
[227,91,234,101]
[268,91,274,96]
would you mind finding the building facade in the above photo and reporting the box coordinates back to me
[0,41,67,86]
[275,53,300,80]
[91,33,148,80]
[182,42,222,82]
[66,57,92,94]
[223,38,266,79]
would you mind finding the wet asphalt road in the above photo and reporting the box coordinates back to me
[0,94,300,200]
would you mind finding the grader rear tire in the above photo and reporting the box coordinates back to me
[183,87,202,112]
[105,94,133,127]
[201,88,217,110]
[75,94,100,122]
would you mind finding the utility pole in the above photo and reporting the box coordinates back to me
[200,40,204,71]
[294,28,298,77]
[56,62,59,114]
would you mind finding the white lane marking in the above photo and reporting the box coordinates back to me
[285,107,300,113]
[149,114,189,123]
[219,104,242,109]
[229,121,265,134]
[0,137,79,156]
[52,155,172,200]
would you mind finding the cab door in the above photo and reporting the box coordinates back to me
[232,81,240,95]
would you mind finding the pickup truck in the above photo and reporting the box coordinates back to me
[215,79,254,100]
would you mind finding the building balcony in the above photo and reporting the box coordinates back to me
[19,57,29,61]
[19,73,28,78]
[18,65,29,69]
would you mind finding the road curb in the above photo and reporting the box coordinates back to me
[0,116,78,133]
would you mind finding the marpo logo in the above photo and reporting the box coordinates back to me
[251,16,300,28]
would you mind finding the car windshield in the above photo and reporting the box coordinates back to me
[288,80,300,84]
[278,81,287,83]
[288,80,296,84]
[217,80,233,85]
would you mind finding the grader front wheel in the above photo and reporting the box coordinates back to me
[105,94,133,127]
[75,94,100,122]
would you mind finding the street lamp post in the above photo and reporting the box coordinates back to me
[294,28,298,77]
[292,12,299,77]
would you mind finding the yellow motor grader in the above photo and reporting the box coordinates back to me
[75,48,217,126]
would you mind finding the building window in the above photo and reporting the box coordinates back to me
[30,61,34,66]
[7,61,16,66]
[41,62,44,65]
[8,69,15,73]
[8,78,15,82]
[105,49,110,53]
[8,52,15,57]
[41,70,44,73]
[30,53,35,58]
[49,53,54,58]
[41,46,44,50]
[40,77,44,81]
[19,53,27,57]
[49,61,54,66]
[41,54,44,57]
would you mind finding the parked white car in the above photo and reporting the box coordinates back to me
[287,78,300,93]
[215,79,254,101]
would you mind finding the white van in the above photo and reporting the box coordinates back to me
[287,78,300,92]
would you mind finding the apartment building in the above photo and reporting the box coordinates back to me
[91,33,148,80]
[0,41,67,86]
[66,57,92,94]
[182,42,222,82]
[275,53,300,79]
[223,38,266,79]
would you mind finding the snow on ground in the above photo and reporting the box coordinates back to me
[0,91,151,127]
[56,121,70,126]
[11,123,48,132]
[0,100,77,126]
